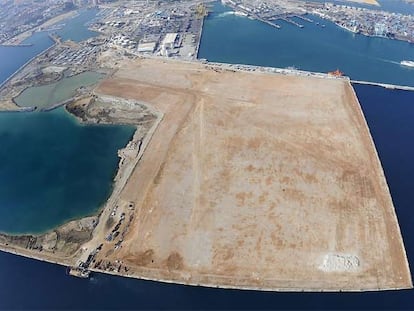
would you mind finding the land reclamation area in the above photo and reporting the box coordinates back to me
[68,57,411,291]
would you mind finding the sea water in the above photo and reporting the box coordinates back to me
[198,2,414,87]
[0,107,135,234]
[54,8,100,42]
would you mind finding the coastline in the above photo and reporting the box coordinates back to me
[195,14,205,59]
[12,70,107,111]
[315,14,413,44]
[344,0,380,6]
[2,10,78,46]
[0,33,58,89]
[0,93,161,268]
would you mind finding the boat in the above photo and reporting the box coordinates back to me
[400,60,414,67]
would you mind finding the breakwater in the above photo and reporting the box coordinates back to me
[351,80,414,91]
[0,43,34,47]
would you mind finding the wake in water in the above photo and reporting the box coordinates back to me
[375,58,414,70]
[216,11,236,18]
[216,11,248,18]
[377,58,401,65]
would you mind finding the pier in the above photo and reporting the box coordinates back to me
[351,80,414,91]
[258,17,281,29]
[279,17,304,28]
[294,14,313,23]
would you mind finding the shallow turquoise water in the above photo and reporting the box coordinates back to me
[14,71,104,109]
[0,108,135,234]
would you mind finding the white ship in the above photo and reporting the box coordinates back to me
[400,60,414,67]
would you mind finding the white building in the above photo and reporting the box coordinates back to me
[138,42,156,53]
[161,33,178,49]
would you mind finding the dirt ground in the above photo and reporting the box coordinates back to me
[344,0,379,6]
[91,57,411,291]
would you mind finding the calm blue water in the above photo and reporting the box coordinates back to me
[199,2,414,87]
[55,9,100,42]
[0,7,117,234]
[0,33,54,85]
[0,108,135,234]
[1,2,414,309]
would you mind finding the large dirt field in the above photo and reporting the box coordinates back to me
[92,58,412,291]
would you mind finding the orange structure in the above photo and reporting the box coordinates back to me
[328,69,344,77]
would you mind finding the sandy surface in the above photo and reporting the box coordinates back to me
[343,0,380,6]
[86,58,411,291]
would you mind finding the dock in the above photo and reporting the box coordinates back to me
[278,17,304,28]
[294,14,313,23]
[258,17,281,29]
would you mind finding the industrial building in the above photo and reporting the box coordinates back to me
[138,42,157,53]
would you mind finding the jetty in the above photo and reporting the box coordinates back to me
[258,17,281,29]
[279,17,304,28]
[294,14,313,23]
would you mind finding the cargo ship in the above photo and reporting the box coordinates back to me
[400,60,414,67]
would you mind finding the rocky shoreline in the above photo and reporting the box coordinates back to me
[0,91,160,269]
